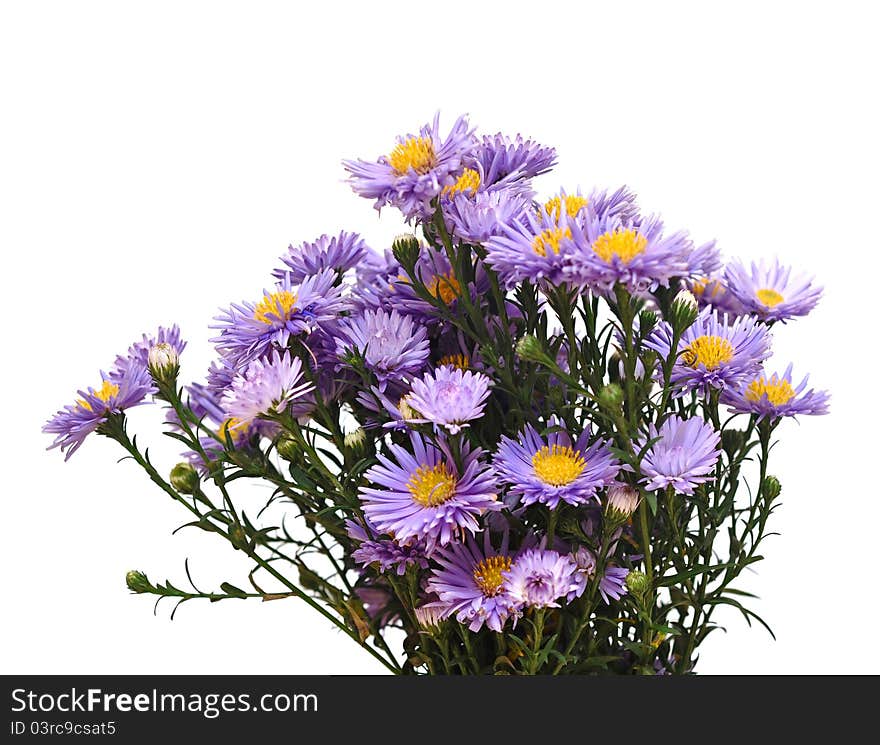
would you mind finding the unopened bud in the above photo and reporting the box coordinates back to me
[229,523,249,551]
[169,462,199,494]
[763,475,781,500]
[125,570,152,594]
[598,383,625,411]
[515,335,553,366]
[722,428,747,457]
[605,483,640,523]
[344,427,366,450]
[391,234,421,268]
[147,343,179,384]
[670,290,699,330]
[275,434,300,461]
[626,570,650,598]
[639,310,658,334]
[414,604,445,629]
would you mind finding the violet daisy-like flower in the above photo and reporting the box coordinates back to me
[645,309,771,394]
[504,548,581,609]
[359,433,500,549]
[407,366,492,434]
[272,231,369,284]
[343,113,475,220]
[44,361,154,459]
[345,519,430,577]
[724,258,822,322]
[568,548,630,604]
[211,269,346,366]
[467,132,557,185]
[637,415,721,496]
[220,350,313,425]
[444,184,533,243]
[688,275,745,318]
[722,364,830,419]
[494,422,621,508]
[425,532,521,632]
[335,308,429,391]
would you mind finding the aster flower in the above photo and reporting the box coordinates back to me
[688,275,745,318]
[211,269,346,366]
[444,184,532,243]
[425,533,521,632]
[359,433,500,549]
[114,324,187,375]
[686,240,722,278]
[494,422,621,508]
[637,415,721,496]
[569,548,630,604]
[407,366,492,434]
[467,132,557,185]
[355,386,422,431]
[724,258,822,322]
[345,519,430,576]
[504,548,580,609]
[335,308,429,391]
[644,309,771,394]
[272,231,369,284]
[44,361,154,459]
[722,364,830,419]
[220,350,313,425]
[343,113,475,219]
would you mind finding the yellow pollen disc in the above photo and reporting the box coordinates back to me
[388,136,437,175]
[427,272,461,304]
[744,376,796,406]
[692,277,724,301]
[220,417,248,442]
[681,335,735,370]
[543,194,589,222]
[77,379,120,411]
[438,353,469,370]
[531,444,586,487]
[592,228,648,265]
[398,395,419,421]
[532,227,571,257]
[407,463,457,507]
[253,290,298,325]
[443,168,481,198]
[756,288,784,307]
[473,555,513,597]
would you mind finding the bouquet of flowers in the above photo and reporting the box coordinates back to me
[44,113,828,675]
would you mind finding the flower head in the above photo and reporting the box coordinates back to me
[645,309,771,394]
[637,415,721,495]
[220,350,313,425]
[345,518,430,577]
[467,133,557,185]
[569,547,630,603]
[688,275,745,318]
[722,364,829,419]
[335,308,429,391]
[504,548,580,609]
[425,533,521,632]
[407,366,492,434]
[444,184,532,243]
[359,433,500,550]
[114,324,186,375]
[494,422,621,508]
[724,258,822,322]
[273,231,369,284]
[343,113,475,219]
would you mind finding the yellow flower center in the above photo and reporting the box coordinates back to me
[691,277,724,301]
[473,555,513,596]
[681,335,735,370]
[543,194,589,222]
[756,288,784,307]
[253,290,298,325]
[532,227,571,257]
[427,272,461,304]
[744,376,796,406]
[438,353,469,370]
[388,136,437,175]
[407,463,457,507]
[398,395,419,421]
[532,444,586,486]
[220,417,248,442]
[592,228,648,264]
[77,379,120,411]
[443,168,481,198]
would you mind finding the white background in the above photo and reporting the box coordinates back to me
[2,1,878,675]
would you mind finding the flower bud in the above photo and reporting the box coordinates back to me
[391,234,421,269]
[721,428,747,457]
[275,434,300,461]
[598,382,625,411]
[763,475,781,500]
[169,462,199,494]
[515,335,554,366]
[639,309,658,334]
[229,523,249,552]
[125,570,153,594]
[670,289,699,331]
[414,604,445,629]
[605,483,640,523]
[626,570,650,598]
[344,428,366,450]
[147,343,179,385]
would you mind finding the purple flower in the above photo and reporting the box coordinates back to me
[44,361,154,459]
[569,548,630,604]
[444,184,532,243]
[722,364,829,419]
[645,309,771,394]
[335,308,429,391]
[407,366,492,434]
[493,421,621,508]
[113,324,186,375]
[359,433,500,550]
[220,350,313,425]
[688,275,745,318]
[724,258,822,322]
[343,113,475,220]
[425,532,521,632]
[467,132,557,185]
[211,269,346,366]
[504,548,580,609]
[637,415,721,496]
[345,518,430,576]
[272,231,369,284]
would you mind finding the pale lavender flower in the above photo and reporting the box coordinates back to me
[638,415,721,496]
[220,349,313,424]
[722,364,830,419]
[407,366,492,434]
[273,231,369,284]
[504,548,581,609]
[724,258,822,322]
